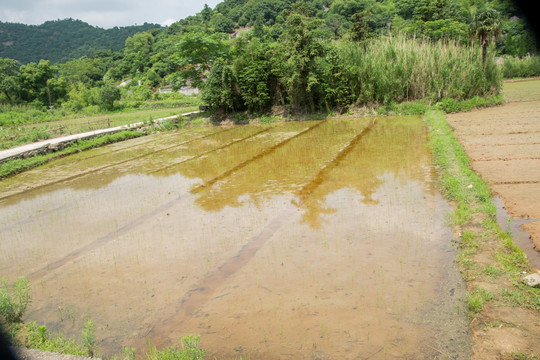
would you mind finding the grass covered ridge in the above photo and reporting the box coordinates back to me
[0,130,144,179]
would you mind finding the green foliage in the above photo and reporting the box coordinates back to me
[23,322,90,356]
[202,59,241,112]
[510,352,540,360]
[401,18,469,41]
[81,320,96,357]
[467,288,493,313]
[97,84,121,111]
[204,31,502,114]
[470,8,502,65]
[498,19,537,57]
[174,32,230,89]
[0,58,20,102]
[278,12,327,111]
[59,57,108,86]
[1,0,537,116]
[124,32,155,75]
[435,94,504,112]
[147,335,205,360]
[210,13,235,34]
[0,278,30,325]
[501,285,540,311]
[18,60,65,106]
[350,11,373,41]
[501,55,540,79]
[337,35,501,105]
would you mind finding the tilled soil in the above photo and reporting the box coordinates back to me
[448,86,540,255]
[447,79,540,360]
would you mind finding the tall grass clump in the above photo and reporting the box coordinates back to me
[0,278,30,325]
[335,35,501,105]
[500,55,540,79]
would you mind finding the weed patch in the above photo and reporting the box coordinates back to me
[0,278,30,325]
[468,288,494,313]
[0,278,96,357]
[146,336,205,360]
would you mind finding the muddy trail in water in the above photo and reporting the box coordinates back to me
[447,79,540,268]
[0,117,471,359]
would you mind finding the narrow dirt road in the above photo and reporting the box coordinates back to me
[447,79,540,264]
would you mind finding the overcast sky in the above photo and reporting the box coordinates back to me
[0,0,222,28]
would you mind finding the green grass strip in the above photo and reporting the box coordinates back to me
[425,109,496,221]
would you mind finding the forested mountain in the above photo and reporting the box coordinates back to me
[0,19,161,64]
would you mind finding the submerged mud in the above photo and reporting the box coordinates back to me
[0,118,470,359]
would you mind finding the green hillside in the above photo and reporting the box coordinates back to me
[0,0,538,115]
[0,19,161,64]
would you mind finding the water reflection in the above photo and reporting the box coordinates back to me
[0,116,469,359]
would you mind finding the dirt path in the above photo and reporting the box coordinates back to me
[10,348,95,360]
[447,79,540,261]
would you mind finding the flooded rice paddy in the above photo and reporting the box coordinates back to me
[0,117,471,359]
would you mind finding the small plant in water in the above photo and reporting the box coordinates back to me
[506,217,513,236]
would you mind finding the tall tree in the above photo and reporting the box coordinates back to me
[174,32,229,88]
[18,60,61,106]
[471,8,502,66]
[124,32,155,74]
[0,58,20,102]
[279,12,327,111]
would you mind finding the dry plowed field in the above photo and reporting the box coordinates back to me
[448,79,540,262]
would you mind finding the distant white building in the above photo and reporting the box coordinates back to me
[158,85,200,96]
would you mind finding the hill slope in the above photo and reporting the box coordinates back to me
[0,19,161,64]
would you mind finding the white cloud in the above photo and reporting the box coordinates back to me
[0,0,222,28]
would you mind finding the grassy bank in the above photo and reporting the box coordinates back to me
[0,104,199,151]
[425,109,539,359]
[0,130,145,179]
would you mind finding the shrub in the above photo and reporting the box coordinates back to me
[501,55,540,79]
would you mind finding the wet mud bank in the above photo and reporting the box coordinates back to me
[1,117,471,359]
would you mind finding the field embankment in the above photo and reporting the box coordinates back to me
[0,105,199,151]
[425,79,540,360]
[447,79,540,255]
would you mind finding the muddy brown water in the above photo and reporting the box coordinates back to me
[0,117,471,359]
